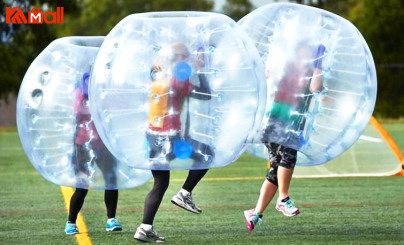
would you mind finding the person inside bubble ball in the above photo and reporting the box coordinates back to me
[244,43,325,231]
[134,42,213,242]
[65,73,123,235]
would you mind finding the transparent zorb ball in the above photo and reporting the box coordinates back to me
[90,12,266,170]
[17,36,152,189]
[239,3,377,165]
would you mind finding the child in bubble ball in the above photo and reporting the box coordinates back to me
[244,43,325,231]
[134,43,213,243]
[65,73,122,235]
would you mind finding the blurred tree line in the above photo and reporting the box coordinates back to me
[1,0,403,117]
[0,0,213,100]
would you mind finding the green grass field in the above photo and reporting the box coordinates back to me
[0,124,403,245]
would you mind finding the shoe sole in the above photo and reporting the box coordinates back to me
[134,236,165,243]
[276,206,301,217]
[106,227,123,232]
[170,198,201,214]
[65,231,79,235]
[243,210,254,231]
[134,237,150,243]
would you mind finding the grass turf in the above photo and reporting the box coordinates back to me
[0,124,403,245]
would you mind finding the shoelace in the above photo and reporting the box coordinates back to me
[250,213,262,225]
[150,228,162,238]
[108,218,118,225]
[185,193,197,208]
[67,222,76,227]
[285,199,296,209]
[66,223,77,231]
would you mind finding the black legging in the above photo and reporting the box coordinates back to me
[68,188,118,223]
[142,169,208,225]
[182,169,208,192]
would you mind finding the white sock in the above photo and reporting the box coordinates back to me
[140,224,153,231]
[179,188,190,196]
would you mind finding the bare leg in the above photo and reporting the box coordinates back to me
[277,166,294,199]
[254,179,278,214]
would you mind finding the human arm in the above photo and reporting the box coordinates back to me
[310,68,323,93]
[309,44,325,93]
[73,88,83,118]
[189,49,211,100]
[189,74,211,100]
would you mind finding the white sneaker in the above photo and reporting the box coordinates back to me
[171,190,201,214]
[134,226,165,243]
[276,196,301,217]
[243,209,262,231]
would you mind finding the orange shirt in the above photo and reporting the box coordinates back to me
[148,78,193,132]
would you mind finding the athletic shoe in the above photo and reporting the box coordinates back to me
[243,209,262,231]
[276,196,301,217]
[171,191,201,214]
[106,218,123,232]
[134,226,166,243]
[65,221,79,235]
